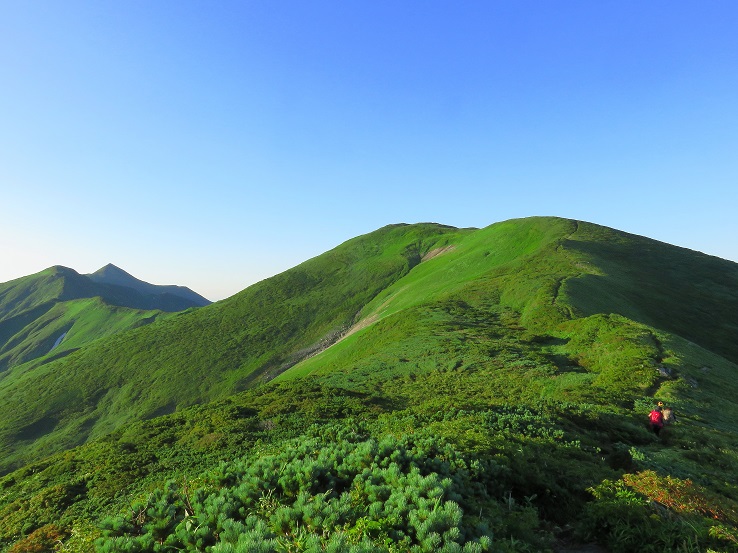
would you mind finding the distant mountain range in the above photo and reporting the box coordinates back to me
[0,264,210,373]
[0,217,737,552]
[86,263,210,308]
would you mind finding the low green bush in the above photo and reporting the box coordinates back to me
[97,424,552,552]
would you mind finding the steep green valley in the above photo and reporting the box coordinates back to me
[0,217,737,552]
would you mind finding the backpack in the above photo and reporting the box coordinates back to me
[649,409,663,427]
[663,407,676,424]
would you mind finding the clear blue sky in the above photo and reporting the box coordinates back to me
[2,1,737,301]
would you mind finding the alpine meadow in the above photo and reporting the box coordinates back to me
[1,216,737,553]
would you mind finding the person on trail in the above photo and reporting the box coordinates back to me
[649,403,665,437]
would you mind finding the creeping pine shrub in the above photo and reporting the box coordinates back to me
[97,424,543,552]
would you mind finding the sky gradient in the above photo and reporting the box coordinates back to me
[2,1,737,301]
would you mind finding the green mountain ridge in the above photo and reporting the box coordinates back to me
[0,216,737,552]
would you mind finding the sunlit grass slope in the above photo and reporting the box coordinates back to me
[0,267,77,322]
[278,219,738,417]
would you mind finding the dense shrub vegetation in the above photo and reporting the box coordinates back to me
[99,426,506,552]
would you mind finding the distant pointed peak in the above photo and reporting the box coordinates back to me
[94,263,128,275]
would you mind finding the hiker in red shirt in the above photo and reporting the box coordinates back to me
[649,402,665,437]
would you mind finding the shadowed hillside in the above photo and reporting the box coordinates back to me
[562,221,738,364]
[88,264,210,308]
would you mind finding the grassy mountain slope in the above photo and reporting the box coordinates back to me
[0,298,163,376]
[0,216,737,552]
[0,264,210,318]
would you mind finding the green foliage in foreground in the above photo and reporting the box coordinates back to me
[95,413,738,553]
[98,427,505,553]
[579,473,738,553]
